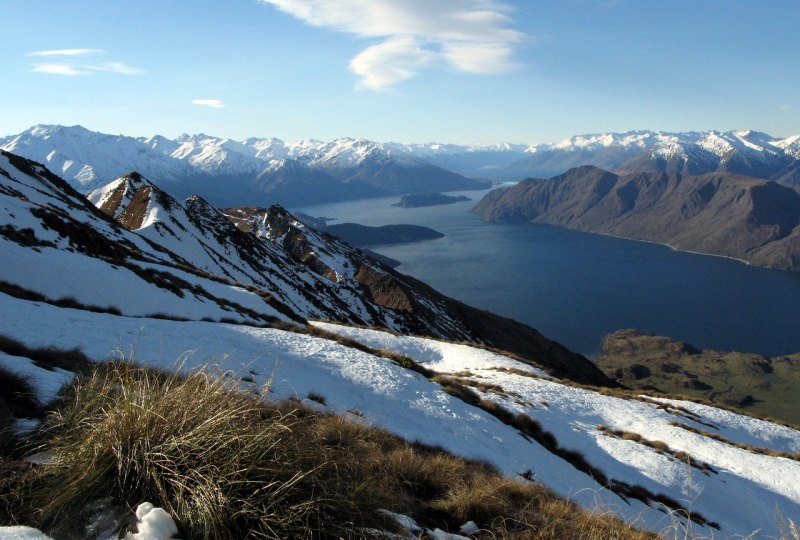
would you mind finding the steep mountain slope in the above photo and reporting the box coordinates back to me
[0,150,292,324]
[473,166,800,271]
[86,171,479,338]
[0,151,607,384]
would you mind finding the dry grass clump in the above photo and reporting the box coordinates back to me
[1,362,659,539]
[6,362,390,538]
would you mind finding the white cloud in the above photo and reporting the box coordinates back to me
[26,48,104,57]
[192,99,226,108]
[86,62,146,76]
[350,36,435,90]
[31,64,91,76]
[26,49,144,77]
[261,0,525,90]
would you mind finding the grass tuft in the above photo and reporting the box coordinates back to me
[1,361,660,539]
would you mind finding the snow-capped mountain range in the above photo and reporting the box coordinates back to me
[0,125,490,207]
[1,149,798,538]
[507,129,800,182]
[4,125,799,209]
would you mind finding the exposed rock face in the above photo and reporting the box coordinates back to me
[355,265,413,312]
[473,166,800,271]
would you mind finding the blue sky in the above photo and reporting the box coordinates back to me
[2,0,798,144]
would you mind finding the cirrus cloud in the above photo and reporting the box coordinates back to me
[26,48,104,57]
[261,0,526,90]
[26,48,144,77]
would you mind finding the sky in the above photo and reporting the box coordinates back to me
[2,0,799,145]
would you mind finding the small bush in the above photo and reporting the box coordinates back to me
[394,354,435,377]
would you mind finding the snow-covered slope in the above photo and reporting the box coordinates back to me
[1,292,797,538]
[0,151,293,324]
[84,171,471,336]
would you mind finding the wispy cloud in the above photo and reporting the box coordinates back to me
[261,0,526,90]
[31,64,89,76]
[26,48,104,57]
[26,49,144,77]
[192,99,226,108]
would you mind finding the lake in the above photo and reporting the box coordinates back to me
[295,188,800,357]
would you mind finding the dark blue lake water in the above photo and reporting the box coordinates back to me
[295,188,800,357]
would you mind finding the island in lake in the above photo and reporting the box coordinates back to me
[294,213,444,247]
[393,192,471,208]
[325,223,444,246]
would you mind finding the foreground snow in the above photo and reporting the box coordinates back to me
[1,295,798,537]
[0,502,178,540]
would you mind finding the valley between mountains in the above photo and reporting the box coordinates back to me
[1,126,800,539]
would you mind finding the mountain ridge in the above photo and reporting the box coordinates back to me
[0,125,491,207]
[473,166,800,271]
[5,125,800,195]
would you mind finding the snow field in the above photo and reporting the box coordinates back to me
[3,297,798,535]
[313,322,800,538]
